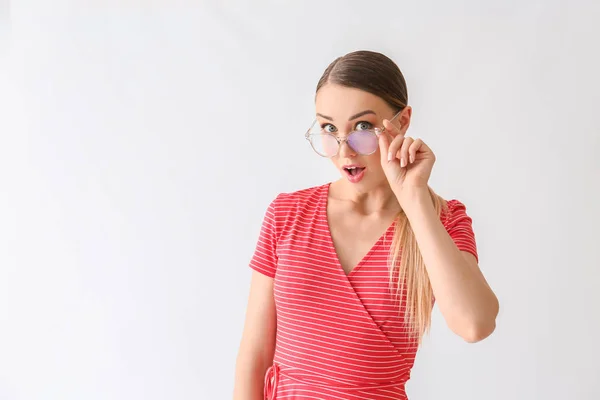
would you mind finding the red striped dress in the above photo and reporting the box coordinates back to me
[249,183,478,400]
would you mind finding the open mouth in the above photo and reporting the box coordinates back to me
[344,166,366,177]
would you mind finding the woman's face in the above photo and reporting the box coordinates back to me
[314,83,410,192]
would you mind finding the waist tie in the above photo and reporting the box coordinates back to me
[264,363,406,400]
[264,364,280,400]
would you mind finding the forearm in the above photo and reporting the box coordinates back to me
[234,271,277,398]
[400,188,498,341]
[233,349,272,400]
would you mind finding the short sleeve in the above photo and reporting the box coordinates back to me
[442,199,479,262]
[249,196,280,278]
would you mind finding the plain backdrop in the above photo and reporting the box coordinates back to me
[2,1,600,399]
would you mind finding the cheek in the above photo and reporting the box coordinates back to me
[322,137,339,156]
[365,154,383,171]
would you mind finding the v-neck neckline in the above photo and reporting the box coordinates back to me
[321,183,397,278]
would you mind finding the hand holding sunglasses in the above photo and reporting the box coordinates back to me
[378,117,436,201]
[305,109,436,199]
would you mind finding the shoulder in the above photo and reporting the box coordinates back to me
[442,198,469,214]
[440,198,474,228]
[270,183,328,213]
[265,184,328,233]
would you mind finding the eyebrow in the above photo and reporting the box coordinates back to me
[316,110,377,122]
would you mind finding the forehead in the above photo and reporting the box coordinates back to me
[315,84,392,120]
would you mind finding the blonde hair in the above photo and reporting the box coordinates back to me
[389,188,448,343]
[316,50,447,343]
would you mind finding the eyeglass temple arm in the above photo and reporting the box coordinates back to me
[305,119,317,139]
[379,109,404,135]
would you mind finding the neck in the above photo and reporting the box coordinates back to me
[331,179,400,215]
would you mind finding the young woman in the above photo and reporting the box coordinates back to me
[233,50,499,400]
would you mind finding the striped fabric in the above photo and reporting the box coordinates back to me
[250,183,478,399]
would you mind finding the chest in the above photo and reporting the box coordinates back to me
[327,209,397,275]
[274,212,406,342]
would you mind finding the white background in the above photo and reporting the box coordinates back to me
[2,1,600,399]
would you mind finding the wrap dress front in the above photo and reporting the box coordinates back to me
[249,183,478,400]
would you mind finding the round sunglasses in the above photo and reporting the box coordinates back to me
[305,110,402,158]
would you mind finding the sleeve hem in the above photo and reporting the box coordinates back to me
[249,263,276,279]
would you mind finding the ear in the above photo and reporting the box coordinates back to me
[397,106,412,134]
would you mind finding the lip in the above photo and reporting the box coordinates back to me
[342,164,366,183]
[342,164,364,169]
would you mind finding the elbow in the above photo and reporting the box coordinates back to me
[452,300,499,343]
[461,319,496,343]
[448,318,497,343]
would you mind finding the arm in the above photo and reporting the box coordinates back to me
[378,117,498,342]
[402,188,499,343]
[233,271,277,399]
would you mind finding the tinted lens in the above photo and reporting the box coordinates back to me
[347,130,378,155]
[309,134,339,157]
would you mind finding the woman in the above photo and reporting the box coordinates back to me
[233,50,499,400]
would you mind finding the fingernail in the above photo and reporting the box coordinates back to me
[401,158,406,167]
[409,154,414,163]
[387,152,393,162]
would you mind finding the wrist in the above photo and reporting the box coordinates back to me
[396,186,434,216]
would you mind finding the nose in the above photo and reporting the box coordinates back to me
[337,137,356,158]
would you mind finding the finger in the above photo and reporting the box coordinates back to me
[387,134,405,162]
[378,130,391,165]
[382,119,405,162]
[399,137,414,168]
[408,138,423,163]
[383,119,402,135]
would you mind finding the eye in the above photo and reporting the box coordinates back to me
[355,121,373,131]
[321,123,337,133]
